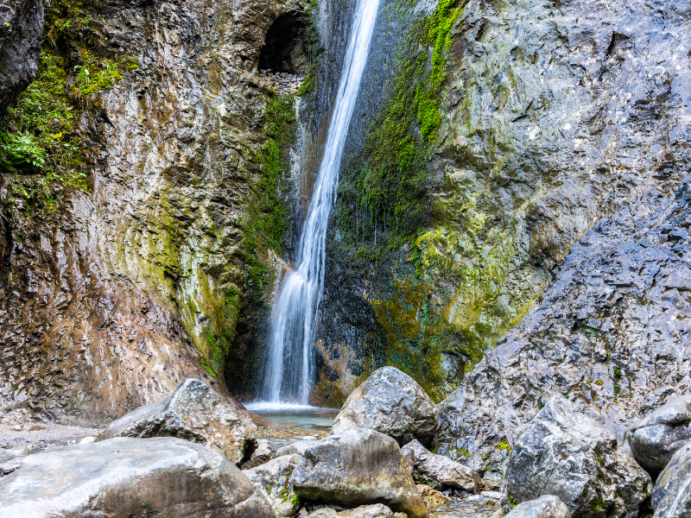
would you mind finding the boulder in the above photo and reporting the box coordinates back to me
[242,439,274,469]
[401,439,481,493]
[652,441,691,518]
[505,496,571,518]
[98,379,257,465]
[331,367,438,446]
[244,454,302,517]
[0,437,274,517]
[505,395,651,518]
[276,437,318,457]
[290,428,427,518]
[306,505,396,518]
[627,395,691,477]
[416,485,451,509]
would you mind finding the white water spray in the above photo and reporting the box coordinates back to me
[260,0,381,404]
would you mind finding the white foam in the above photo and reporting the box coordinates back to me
[245,401,337,413]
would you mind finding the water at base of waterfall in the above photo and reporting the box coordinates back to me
[256,0,382,405]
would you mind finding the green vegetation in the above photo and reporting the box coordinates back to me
[495,441,512,454]
[591,495,607,511]
[290,494,300,506]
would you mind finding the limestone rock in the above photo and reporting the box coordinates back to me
[244,454,302,517]
[505,395,651,518]
[402,439,481,493]
[306,504,396,518]
[0,437,274,517]
[627,396,691,477]
[0,0,44,113]
[331,367,438,446]
[652,442,691,518]
[290,428,428,518]
[416,485,451,509]
[276,437,318,457]
[242,439,274,469]
[98,379,257,465]
[505,496,571,518]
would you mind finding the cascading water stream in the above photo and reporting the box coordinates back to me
[260,0,381,405]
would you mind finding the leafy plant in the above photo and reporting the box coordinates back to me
[0,131,46,169]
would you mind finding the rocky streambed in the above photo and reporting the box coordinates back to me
[1,369,690,517]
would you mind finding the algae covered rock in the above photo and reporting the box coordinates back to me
[331,367,438,446]
[627,395,691,477]
[98,379,257,465]
[505,395,650,518]
[505,495,570,518]
[0,437,274,517]
[401,439,481,493]
[290,428,427,518]
[244,453,302,517]
[652,442,691,518]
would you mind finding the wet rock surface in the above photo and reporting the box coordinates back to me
[0,0,43,113]
[290,427,428,518]
[0,437,275,517]
[244,453,302,517]
[504,496,570,518]
[402,439,481,493]
[627,395,691,477]
[505,395,651,518]
[652,441,691,518]
[332,367,438,446]
[98,379,257,465]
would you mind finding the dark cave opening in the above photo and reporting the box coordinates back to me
[258,12,310,75]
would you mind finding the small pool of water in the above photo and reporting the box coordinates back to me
[245,403,339,450]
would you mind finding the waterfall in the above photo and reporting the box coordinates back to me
[261,0,381,405]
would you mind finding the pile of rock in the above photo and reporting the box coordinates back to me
[257,70,305,95]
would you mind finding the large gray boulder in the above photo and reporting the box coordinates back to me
[0,437,275,517]
[505,496,571,518]
[653,442,691,518]
[505,395,651,518]
[401,439,481,493]
[290,428,427,518]
[0,0,44,113]
[98,379,257,465]
[331,367,438,446]
[627,395,691,477]
[244,454,302,517]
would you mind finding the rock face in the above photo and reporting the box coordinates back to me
[244,453,302,517]
[627,396,691,477]
[276,437,317,457]
[290,428,428,518]
[98,379,257,465]
[435,173,691,475]
[0,0,43,113]
[401,439,481,493]
[307,505,396,518]
[0,437,275,517]
[331,367,438,446]
[653,442,691,518]
[505,496,571,518]
[505,395,651,518]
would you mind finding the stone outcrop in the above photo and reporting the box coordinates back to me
[504,496,571,518]
[242,439,274,469]
[276,437,317,457]
[331,367,438,446]
[244,453,302,517]
[307,505,399,518]
[290,428,428,518]
[0,437,275,517]
[401,439,481,493]
[97,379,257,465]
[653,442,691,518]
[627,395,691,477]
[505,395,651,518]
[0,0,43,113]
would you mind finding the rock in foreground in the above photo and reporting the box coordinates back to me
[307,504,398,518]
[506,395,650,518]
[627,396,691,477]
[332,367,438,446]
[652,442,691,518]
[291,428,427,518]
[0,437,274,517]
[402,439,481,493]
[244,454,302,517]
[505,496,571,518]
[98,379,257,465]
